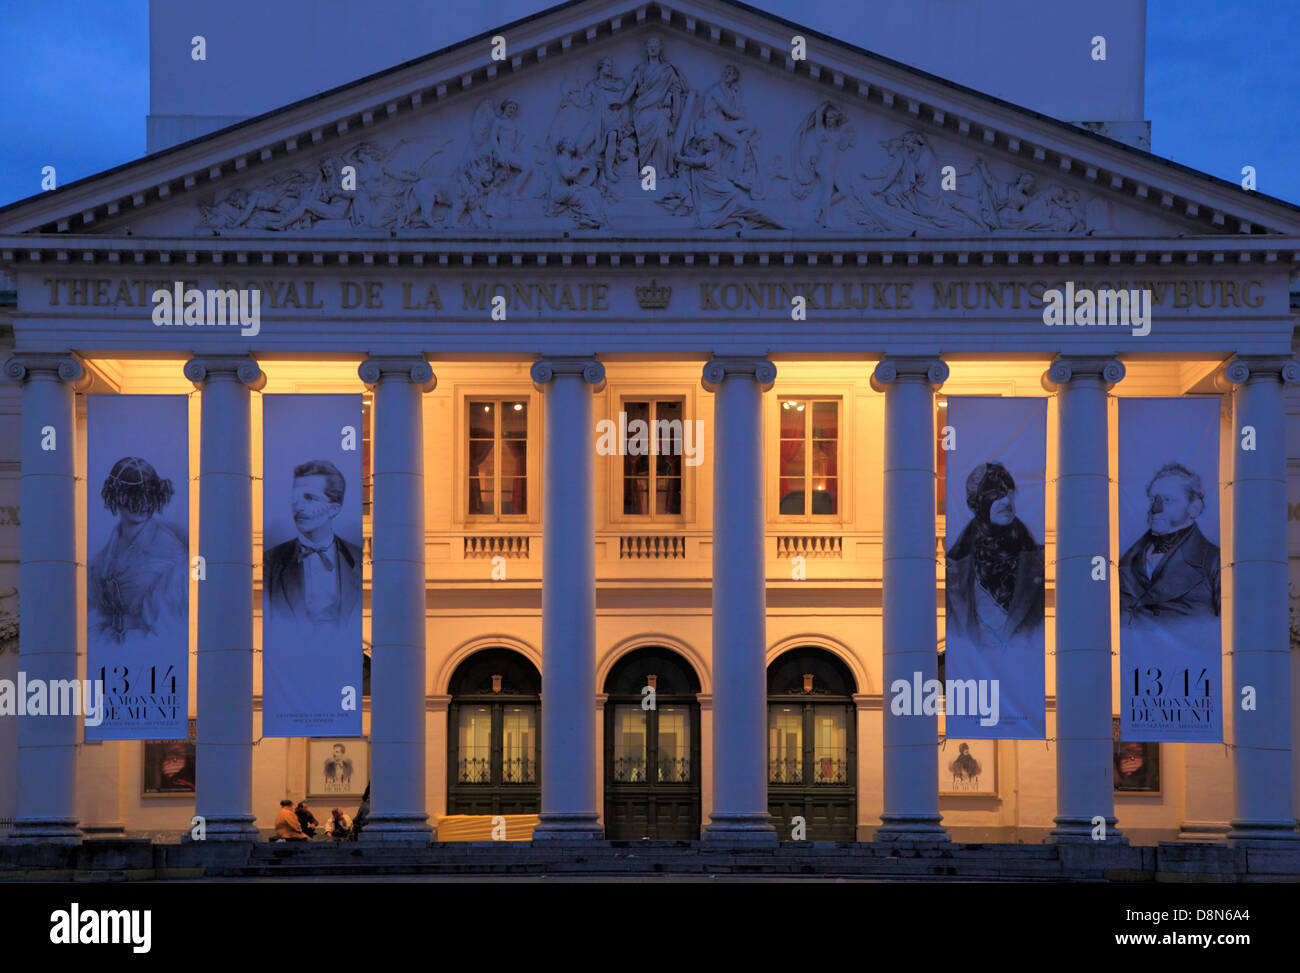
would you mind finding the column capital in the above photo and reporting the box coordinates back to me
[3,353,93,391]
[870,356,948,392]
[184,356,266,390]
[358,357,436,392]
[530,358,605,392]
[1041,356,1125,392]
[1215,355,1300,390]
[701,357,776,393]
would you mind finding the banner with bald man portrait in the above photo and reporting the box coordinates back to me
[262,395,364,738]
[943,397,1047,739]
[1119,398,1222,742]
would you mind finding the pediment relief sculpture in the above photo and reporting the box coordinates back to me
[194,36,1115,236]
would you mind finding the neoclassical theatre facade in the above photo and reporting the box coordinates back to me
[1,0,1298,845]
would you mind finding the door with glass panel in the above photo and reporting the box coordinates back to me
[446,649,541,816]
[767,648,857,841]
[603,648,701,840]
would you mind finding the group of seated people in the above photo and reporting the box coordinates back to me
[273,785,370,842]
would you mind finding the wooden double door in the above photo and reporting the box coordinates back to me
[603,698,701,840]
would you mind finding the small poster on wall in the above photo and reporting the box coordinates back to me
[307,738,368,798]
[938,738,997,796]
[142,719,197,795]
[1113,717,1161,794]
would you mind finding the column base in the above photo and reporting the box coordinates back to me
[875,813,950,843]
[1226,818,1300,843]
[186,815,259,842]
[360,814,434,842]
[703,813,778,843]
[1178,821,1230,842]
[1048,815,1127,844]
[4,818,82,844]
[531,813,604,841]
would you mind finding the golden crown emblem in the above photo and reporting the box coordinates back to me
[635,280,672,310]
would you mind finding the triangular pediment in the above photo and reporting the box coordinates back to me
[4,0,1299,245]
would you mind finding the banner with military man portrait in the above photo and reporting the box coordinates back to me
[1119,398,1222,742]
[943,397,1048,739]
[261,395,364,738]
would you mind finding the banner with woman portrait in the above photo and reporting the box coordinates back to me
[943,397,1047,739]
[86,395,190,741]
[262,395,364,737]
[1118,398,1222,742]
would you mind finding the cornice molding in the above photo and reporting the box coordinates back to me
[7,235,1296,272]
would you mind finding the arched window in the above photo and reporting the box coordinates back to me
[767,647,857,841]
[603,646,702,841]
[447,648,541,815]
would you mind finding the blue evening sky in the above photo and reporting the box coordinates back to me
[1,1,1296,209]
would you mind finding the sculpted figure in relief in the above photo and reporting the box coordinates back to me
[675,133,781,229]
[587,58,636,188]
[544,136,607,228]
[698,64,764,198]
[617,35,690,179]
[791,102,856,227]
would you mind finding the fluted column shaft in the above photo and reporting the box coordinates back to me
[185,357,263,840]
[530,358,604,839]
[873,357,949,841]
[360,358,435,840]
[3,355,90,843]
[1044,357,1125,843]
[1223,356,1299,841]
[702,358,777,841]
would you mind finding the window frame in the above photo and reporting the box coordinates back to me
[606,386,697,527]
[772,394,845,523]
[460,391,537,525]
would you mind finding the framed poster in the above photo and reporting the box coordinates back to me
[142,719,197,795]
[938,738,997,796]
[1113,717,1161,794]
[308,738,368,798]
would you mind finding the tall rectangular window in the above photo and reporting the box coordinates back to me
[778,398,838,515]
[468,399,528,516]
[622,399,683,515]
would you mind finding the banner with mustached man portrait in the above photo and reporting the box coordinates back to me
[943,397,1048,739]
[262,395,364,737]
[1119,398,1222,742]
[86,395,190,741]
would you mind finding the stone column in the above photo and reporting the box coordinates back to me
[529,358,604,840]
[185,357,264,841]
[1220,356,1300,841]
[701,358,777,842]
[872,357,949,841]
[3,354,91,842]
[359,357,436,840]
[1042,357,1125,843]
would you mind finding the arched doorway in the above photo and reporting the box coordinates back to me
[446,648,541,815]
[603,646,702,840]
[767,647,857,841]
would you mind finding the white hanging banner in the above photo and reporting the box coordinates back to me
[261,395,364,738]
[943,397,1048,739]
[1119,398,1222,742]
[86,395,190,741]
